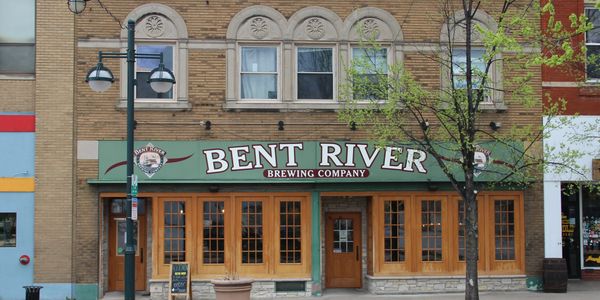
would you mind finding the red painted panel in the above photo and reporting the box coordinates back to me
[0,115,35,132]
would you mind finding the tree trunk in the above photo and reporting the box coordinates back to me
[464,172,479,300]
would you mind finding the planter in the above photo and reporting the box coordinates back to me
[211,279,253,300]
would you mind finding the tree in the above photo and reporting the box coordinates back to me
[339,1,590,299]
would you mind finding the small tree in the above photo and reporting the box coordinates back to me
[339,1,591,299]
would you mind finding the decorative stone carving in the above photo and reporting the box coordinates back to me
[144,15,165,37]
[362,18,380,39]
[305,17,325,40]
[250,17,269,39]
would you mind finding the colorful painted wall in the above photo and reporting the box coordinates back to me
[0,113,35,300]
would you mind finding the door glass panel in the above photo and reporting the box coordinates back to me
[422,200,442,261]
[494,200,515,260]
[333,219,354,253]
[241,200,263,264]
[384,200,405,262]
[164,201,186,263]
[203,201,225,264]
[116,219,138,256]
[280,200,301,263]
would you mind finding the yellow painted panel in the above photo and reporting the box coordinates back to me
[0,178,35,192]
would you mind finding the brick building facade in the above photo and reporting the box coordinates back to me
[1,1,548,299]
[542,0,600,282]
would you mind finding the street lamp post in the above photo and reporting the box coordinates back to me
[69,2,175,300]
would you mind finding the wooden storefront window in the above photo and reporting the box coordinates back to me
[164,201,186,264]
[494,200,515,260]
[279,200,302,264]
[152,193,310,279]
[421,200,443,262]
[383,200,405,262]
[369,192,524,276]
[202,201,225,264]
[241,200,264,264]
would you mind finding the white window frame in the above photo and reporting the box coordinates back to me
[585,7,600,83]
[295,45,337,102]
[238,44,281,101]
[451,47,493,104]
[133,42,177,102]
[350,46,391,102]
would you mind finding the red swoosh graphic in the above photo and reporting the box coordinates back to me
[104,154,194,175]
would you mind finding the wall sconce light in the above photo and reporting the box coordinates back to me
[278,121,285,131]
[350,121,357,131]
[420,120,430,131]
[204,120,212,130]
[489,121,501,131]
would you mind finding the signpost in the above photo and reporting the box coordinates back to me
[169,262,190,300]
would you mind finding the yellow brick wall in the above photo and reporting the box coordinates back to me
[70,0,545,285]
[0,80,35,112]
[34,1,75,283]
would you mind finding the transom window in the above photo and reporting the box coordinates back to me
[352,47,388,100]
[0,0,35,74]
[586,8,600,80]
[241,46,278,100]
[136,44,174,100]
[297,47,334,100]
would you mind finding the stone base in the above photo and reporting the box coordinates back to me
[366,275,527,294]
[149,279,312,299]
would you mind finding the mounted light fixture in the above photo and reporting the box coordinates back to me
[278,120,285,131]
[420,120,430,131]
[489,121,502,131]
[148,63,176,93]
[67,0,89,14]
[85,62,114,92]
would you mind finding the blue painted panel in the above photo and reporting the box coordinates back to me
[0,193,34,300]
[0,133,35,177]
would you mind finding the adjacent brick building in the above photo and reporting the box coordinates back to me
[542,0,600,281]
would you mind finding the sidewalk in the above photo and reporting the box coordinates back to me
[297,280,597,300]
[101,280,596,299]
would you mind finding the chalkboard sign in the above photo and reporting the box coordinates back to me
[169,262,190,299]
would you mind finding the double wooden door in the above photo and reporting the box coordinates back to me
[108,213,147,291]
[325,212,362,288]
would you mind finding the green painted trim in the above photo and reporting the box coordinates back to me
[311,191,322,296]
[74,284,98,300]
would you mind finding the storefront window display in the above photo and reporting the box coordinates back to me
[582,187,600,268]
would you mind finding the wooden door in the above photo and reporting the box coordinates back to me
[325,212,361,288]
[108,213,147,291]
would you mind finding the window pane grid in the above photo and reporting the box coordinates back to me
[203,201,225,264]
[458,200,466,261]
[421,200,442,261]
[333,219,354,253]
[242,200,263,264]
[494,200,515,260]
[280,201,302,264]
[384,200,405,262]
[164,201,186,264]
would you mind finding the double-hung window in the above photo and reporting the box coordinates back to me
[451,48,489,102]
[586,8,600,81]
[352,47,388,100]
[240,46,278,100]
[297,47,334,100]
[0,0,35,75]
[136,44,175,100]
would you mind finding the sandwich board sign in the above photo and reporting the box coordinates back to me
[169,262,190,299]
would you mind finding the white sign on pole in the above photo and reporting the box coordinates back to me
[131,197,138,221]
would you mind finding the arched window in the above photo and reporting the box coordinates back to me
[440,10,505,111]
[118,3,190,111]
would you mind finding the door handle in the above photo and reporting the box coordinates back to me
[356,245,359,261]
[140,248,143,263]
